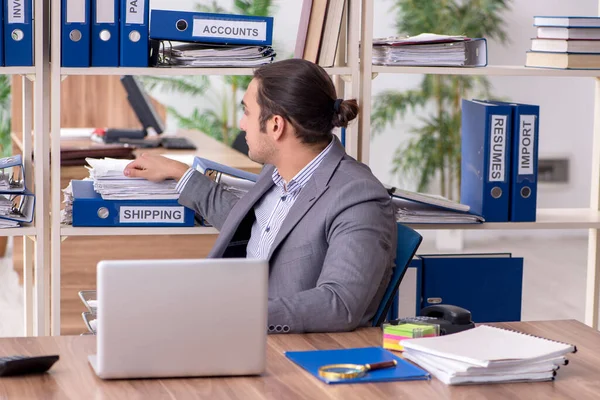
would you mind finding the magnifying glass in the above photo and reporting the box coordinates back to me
[318,360,398,381]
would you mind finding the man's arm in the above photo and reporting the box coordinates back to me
[177,169,242,230]
[267,180,397,333]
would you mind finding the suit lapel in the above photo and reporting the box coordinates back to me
[267,137,346,259]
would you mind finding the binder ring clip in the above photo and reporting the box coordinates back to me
[97,207,109,219]
[176,19,188,31]
[521,187,531,199]
[491,187,502,199]
[69,29,81,42]
[12,29,24,41]
[129,31,141,43]
[100,30,111,41]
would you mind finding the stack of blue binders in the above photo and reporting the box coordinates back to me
[460,99,540,222]
[0,0,35,66]
[61,0,149,67]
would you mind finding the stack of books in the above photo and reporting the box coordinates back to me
[295,0,347,67]
[401,325,576,385]
[526,16,600,69]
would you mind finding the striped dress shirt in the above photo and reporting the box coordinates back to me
[176,139,334,259]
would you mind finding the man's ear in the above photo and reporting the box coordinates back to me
[269,115,286,141]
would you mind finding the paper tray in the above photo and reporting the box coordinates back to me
[82,311,97,335]
[78,290,98,314]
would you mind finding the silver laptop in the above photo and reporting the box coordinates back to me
[88,258,268,379]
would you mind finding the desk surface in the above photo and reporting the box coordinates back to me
[0,320,599,399]
[59,129,263,174]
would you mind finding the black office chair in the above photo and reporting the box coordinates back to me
[231,131,249,156]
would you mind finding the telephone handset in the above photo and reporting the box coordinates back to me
[420,304,475,335]
[389,304,475,335]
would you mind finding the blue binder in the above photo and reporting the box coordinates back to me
[419,253,523,323]
[192,157,259,182]
[120,0,149,67]
[0,190,35,224]
[91,0,119,66]
[61,0,90,67]
[71,180,195,227]
[461,99,512,222]
[486,101,540,222]
[149,10,274,46]
[0,0,4,66]
[4,0,33,66]
[285,347,430,384]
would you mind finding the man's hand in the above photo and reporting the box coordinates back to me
[123,153,189,182]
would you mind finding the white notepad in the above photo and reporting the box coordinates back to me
[400,325,576,368]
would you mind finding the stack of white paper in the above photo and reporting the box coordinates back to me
[61,181,74,225]
[401,325,576,385]
[85,158,180,200]
[389,188,484,224]
[160,42,276,68]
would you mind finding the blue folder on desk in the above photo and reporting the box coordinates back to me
[71,180,194,227]
[285,347,430,384]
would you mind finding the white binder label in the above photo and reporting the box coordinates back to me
[9,0,26,24]
[193,18,267,41]
[125,0,145,24]
[96,0,115,24]
[119,206,185,223]
[488,115,507,182]
[518,115,536,175]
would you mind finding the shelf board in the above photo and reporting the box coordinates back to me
[372,65,600,78]
[61,66,352,77]
[406,208,600,230]
[0,226,36,237]
[60,225,219,236]
[0,67,35,75]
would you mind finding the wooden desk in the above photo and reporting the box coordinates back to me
[13,130,262,335]
[0,321,598,399]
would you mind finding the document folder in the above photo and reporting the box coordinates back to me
[71,180,194,227]
[0,5,4,66]
[460,99,512,222]
[120,0,149,67]
[486,100,540,222]
[285,347,430,384]
[0,154,26,193]
[91,0,119,67]
[4,0,33,66]
[61,0,90,67]
[150,10,274,46]
[0,190,35,223]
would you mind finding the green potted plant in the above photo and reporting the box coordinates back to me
[371,0,511,201]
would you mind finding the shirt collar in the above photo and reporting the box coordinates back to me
[272,138,335,192]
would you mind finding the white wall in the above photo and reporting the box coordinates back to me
[150,0,599,238]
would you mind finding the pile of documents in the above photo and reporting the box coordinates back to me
[61,158,183,225]
[0,155,35,228]
[388,187,484,224]
[372,33,487,67]
[401,325,576,385]
[159,43,276,68]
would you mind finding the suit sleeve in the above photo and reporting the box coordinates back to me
[177,170,242,230]
[267,179,397,333]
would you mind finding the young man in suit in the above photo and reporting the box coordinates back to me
[124,59,397,333]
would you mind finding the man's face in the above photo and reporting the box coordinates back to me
[240,79,275,164]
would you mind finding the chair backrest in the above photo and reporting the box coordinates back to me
[372,223,423,327]
[231,131,249,156]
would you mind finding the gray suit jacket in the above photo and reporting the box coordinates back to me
[178,137,397,333]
